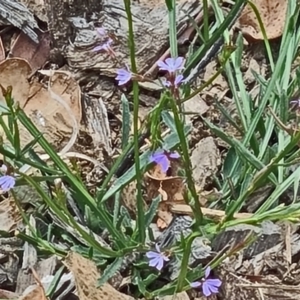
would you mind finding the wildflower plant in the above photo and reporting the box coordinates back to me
[1,0,300,298]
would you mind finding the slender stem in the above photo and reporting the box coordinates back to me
[203,0,209,41]
[169,98,203,226]
[124,0,145,243]
[168,0,178,58]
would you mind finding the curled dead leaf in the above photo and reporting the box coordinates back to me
[63,252,134,300]
[0,197,22,232]
[0,58,81,154]
[238,0,288,42]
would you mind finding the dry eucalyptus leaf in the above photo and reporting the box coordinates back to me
[238,0,288,41]
[0,58,81,153]
[0,198,22,232]
[63,252,135,300]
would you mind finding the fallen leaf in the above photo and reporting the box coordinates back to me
[63,251,134,300]
[238,0,288,42]
[0,37,5,63]
[0,289,19,299]
[158,291,190,300]
[157,202,173,229]
[190,137,220,188]
[10,30,51,72]
[0,59,81,154]
[0,198,22,232]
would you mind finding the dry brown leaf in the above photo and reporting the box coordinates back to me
[63,252,134,300]
[19,268,48,300]
[0,289,19,299]
[10,30,51,72]
[158,291,190,300]
[0,198,22,232]
[157,202,173,229]
[238,0,288,41]
[0,58,31,103]
[0,37,5,63]
[18,285,46,300]
[0,59,81,153]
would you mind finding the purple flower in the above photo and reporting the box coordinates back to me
[96,27,107,36]
[163,74,184,88]
[0,175,15,192]
[291,98,300,110]
[190,266,222,297]
[157,57,184,73]
[93,38,113,52]
[116,68,132,85]
[146,244,169,271]
[149,150,180,173]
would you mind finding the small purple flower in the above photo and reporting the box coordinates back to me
[146,244,169,271]
[149,150,180,173]
[163,74,184,89]
[93,38,113,52]
[96,27,107,36]
[291,98,300,110]
[0,175,15,192]
[190,266,222,297]
[157,57,184,73]
[116,68,132,85]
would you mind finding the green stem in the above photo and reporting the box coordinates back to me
[176,232,199,291]
[169,99,203,226]
[124,0,145,243]
[203,0,209,41]
[168,0,178,58]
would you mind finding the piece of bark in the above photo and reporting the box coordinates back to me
[0,0,39,43]
[43,0,102,51]
[212,221,286,259]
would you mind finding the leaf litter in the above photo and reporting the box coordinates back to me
[0,0,298,299]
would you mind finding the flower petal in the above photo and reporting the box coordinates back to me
[206,278,222,287]
[92,45,104,52]
[207,284,219,294]
[156,258,164,271]
[174,74,184,87]
[155,243,161,253]
[149,257,160,267]
[159,156,170,173]
[173,57,184,70]
[169,151,180,159]
[146,251,159,259]
[162,255,170,262]
[205,266,211,278]
[202,281,212,297]
[149,151,165,164]
[116,69,132,85]
[190,281,201,288]
[96,27,106,36]
[0,175,15,191]
[157,60,169,71]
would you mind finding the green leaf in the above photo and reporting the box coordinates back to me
[45,265,65,297]
[97,257,124,287]
[101,125,191,202]
[145,195,161,227]
[121,94,131,150]
[161,110,176,132]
